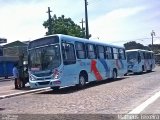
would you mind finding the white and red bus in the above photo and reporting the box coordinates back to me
[126,49,155,74]
[28,34,127,90]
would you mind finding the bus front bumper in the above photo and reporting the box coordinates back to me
[29,80,61,88]
[128,65,141,73]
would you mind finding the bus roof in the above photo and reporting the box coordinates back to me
[126,49,153,53]
[29,34,125,49]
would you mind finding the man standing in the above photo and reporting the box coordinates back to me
[12,63,20,89]
[19,65,25,88]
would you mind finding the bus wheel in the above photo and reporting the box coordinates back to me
[112,69,117,80]
[78,74,86,88]
[142,66,145,73]
[149,65,152,72]
[124,73,128,76]
[51,86,60,91]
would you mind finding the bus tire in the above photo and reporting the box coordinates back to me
[149,65,152,72]
[124,73,128,76]
[142,66,145,73]
[112,69,117,80]
[51,86,60,91]
[78,74,86,89]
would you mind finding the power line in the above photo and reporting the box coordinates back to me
[80,18,85,30]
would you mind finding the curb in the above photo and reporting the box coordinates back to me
[0,87,50,100]
[0,78,13,82]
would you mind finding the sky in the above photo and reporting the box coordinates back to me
[0,0,160,46]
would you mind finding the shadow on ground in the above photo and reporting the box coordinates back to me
[37,77,126,95]
[127,70,155,76]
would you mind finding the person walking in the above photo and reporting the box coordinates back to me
[12,63,20,89]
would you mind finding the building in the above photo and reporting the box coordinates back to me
[0,46,3,56]
[2,41,28,60]
[0,41,29,78]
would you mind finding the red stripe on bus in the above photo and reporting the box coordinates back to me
[91,60,103,80]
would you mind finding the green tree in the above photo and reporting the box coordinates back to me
[43,15,85,38]
[148,44,160,54]
[124,41,151,50]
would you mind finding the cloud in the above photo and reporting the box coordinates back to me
[0,0,84,43]
[0,1,50,42]
[90,6,146,44]
[104,7,146,20]
[0,0,159,47]
[154,39,160,44]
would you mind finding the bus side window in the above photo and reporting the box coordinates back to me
[151,53,153,59]
[152,54,154,59]
[87,44,96,59]
[138,52,141,63]
[118,49,125,60]
[149,53,152,59]
[143,52,146,59]
[105,46,113,59]
[75,42,86,59]
[153,53,155,59]
[97,45,105,59]
[62,42,76,65]
[140,52,144,59]
[124,49,126,60]
[146,52,150,59]
[113,48,118,59]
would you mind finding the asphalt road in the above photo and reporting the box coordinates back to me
[0,79,13,87]
[0,67,160,119]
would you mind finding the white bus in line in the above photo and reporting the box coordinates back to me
[28,34,128,90]
[126,49,155,74]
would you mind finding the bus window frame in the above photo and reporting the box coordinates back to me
[118,48,126,60]
[97,45,106,59]
[75,41,86,59]
[140,51,144,60]
[62,42,76,65]
[105,46,113,59]
[113,47,119,59]
[86,43,97,59]
[137,52,141,63]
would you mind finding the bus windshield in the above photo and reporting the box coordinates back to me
[28,44,61,71]
[126,51,138,62]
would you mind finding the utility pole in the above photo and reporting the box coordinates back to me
[151,30,155,50]
[80,18,85,30]
[151,30,155,46]
[80,18,85,38]
[46,7,52,35]
[84,0,89,39]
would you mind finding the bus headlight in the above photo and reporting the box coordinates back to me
[52,68,62,79]
[128,65,133,68]
[29,75,36,81]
